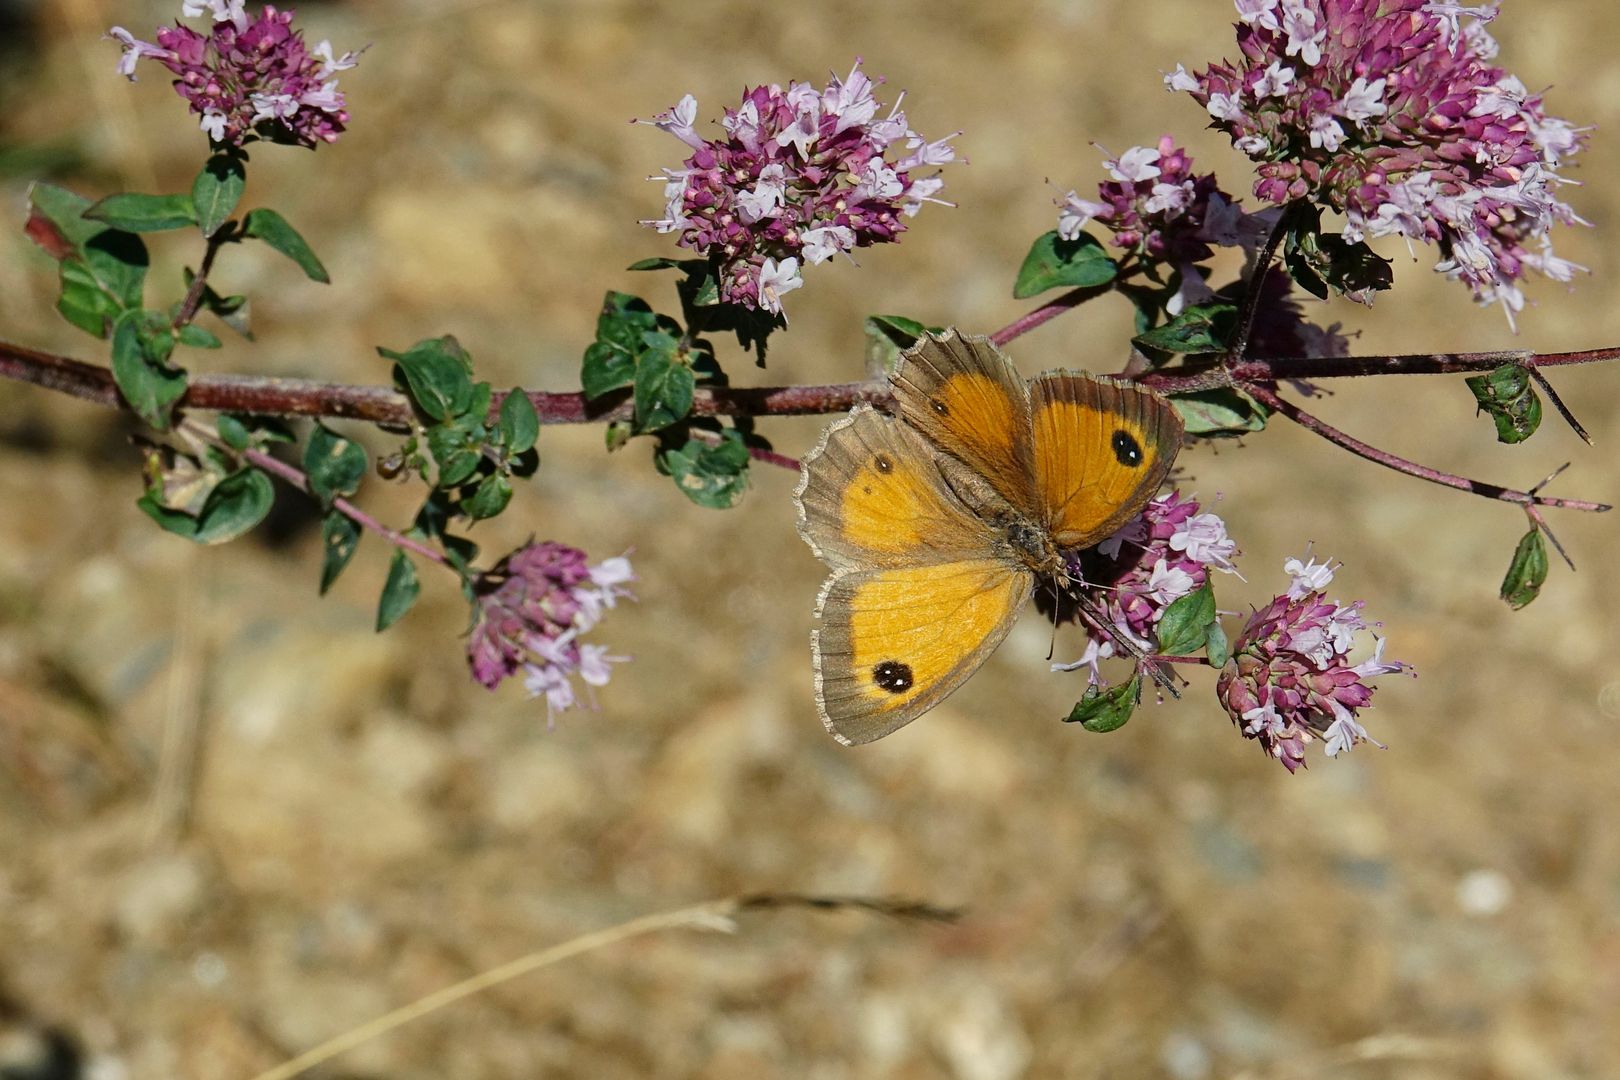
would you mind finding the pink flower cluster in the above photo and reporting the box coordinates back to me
[1057,138,1282,315]
[111,1,358,148]
[1172,0,1586,323]
[639,61,959,316]
[1055,492,1243,681]
[466,542,634,720]
[1216,552,1410,771]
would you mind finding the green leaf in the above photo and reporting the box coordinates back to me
[1012,230,1118,299]
[376,550,421,631]
[863,314,947,374]
[464,473,512,520]
[633,331,696,432]
[1155,582,1217,657]
[110,314,187,430]
[1466,363,1542,444]
[56,259,121,336]
[581,292,662,399]
[303,423,367,507]
[29,185,149,324]
[1063,675,1141,733]
[191,152,246,238]
[175,323,222,349]
[1283,203,1394,302]
[604,419,634,452]
[319,511,361,595]
[1132,302,1237,355]
[1205,620,1231,670]
[380,336,475,422]
[217,414,252,450]
[498,389,540,453]
[84,192,197,233]
[657,428,750,508]
[1170,387,1270,436]
[425,413,486,488]
[26,182,106,253]
[242,207,329,283]
[1500,527,1548,610]
[138,467,274,544]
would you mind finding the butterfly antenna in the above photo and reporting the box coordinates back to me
[1070,592,1182,700]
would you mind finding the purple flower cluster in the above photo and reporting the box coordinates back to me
[639,61,959,316]
[466,541,634,720]
[1055,492,1243,682]
[1058,138,1281,314]
[1216,551,1410,771]
[1172,0,1586,323]
[111,1,358,148]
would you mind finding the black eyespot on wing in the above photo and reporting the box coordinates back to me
[872,660,914,694]
[873,453,894,473]
[930,398,950,416]
[1111,430,1142,467]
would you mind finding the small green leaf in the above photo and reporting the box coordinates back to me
[176,323,222,349]
[498,389,540,453]
[1132,302,1237,355]
[863,314,947,374]
[1500,527,1548,610]
[217,414,252,450]
[379,336,475,422]
[464,473,513,520]
[303,423,367,507]
[1466,363,1542,444]
[242,207,329,283]
[377,549,421,631]
[56,259,121,336]
[1012,230,1118,299]
[633,331,695,432]
[1155,582,1217,657]
[604,420,634,452]
[110,314,187,430]
[1205,620,1231,670]
[83,192,198,233]
[582,340,637,400]
[191,152,246,238]
[26,183,105,253]
[319,511,361,595]
[30,186,150,323]
[139,467,274,544]
[1063,675,1141,733]
[1170,387,1270,436]
[657,428,750,508]
[582,292,663,399]
[1282,203,1394,302]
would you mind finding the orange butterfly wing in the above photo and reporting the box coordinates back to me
[1030,372,1184,549]
[889,329,1040,518]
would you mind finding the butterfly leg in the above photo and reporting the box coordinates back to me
[1066,589,1183,700]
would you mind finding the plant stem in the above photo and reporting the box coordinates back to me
[1226,208,1293,362]
[990,280,1119,347]
[173,230,228,329]
[240,447,452,566]
[1245,383,1611,513]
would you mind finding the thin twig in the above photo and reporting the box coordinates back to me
[1524,504,1576,570]
[240,447,452,566]
[1525,366,1593,445]
[1227,207,1293,362]
[249,893,957,1080]
[990,281,1118,347]
[173,230,228,329]
[1246,383,1610,513]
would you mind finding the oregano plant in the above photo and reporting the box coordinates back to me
[2,0,1612,773]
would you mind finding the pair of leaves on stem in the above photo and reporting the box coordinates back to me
[581,285,765,509]
[25,156,325,430]
[1063,583,1226,733]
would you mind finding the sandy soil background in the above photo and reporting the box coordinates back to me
[2,1,1620,1077]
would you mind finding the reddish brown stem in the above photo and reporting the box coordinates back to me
[241,447,451,567]
[1245,383,1610,513]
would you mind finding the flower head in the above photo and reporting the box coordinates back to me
[1049,492,1244,682]
[1175,0,1587,324]
[638,61,959,315]
[466,542,634,721]
[1215,552,1411,771]
[110,3,358,148]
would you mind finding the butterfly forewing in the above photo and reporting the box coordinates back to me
[795,404,998,570]
[890,330,1040,518]
[1030,372,1185,548]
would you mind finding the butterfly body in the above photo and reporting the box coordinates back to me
[794,329,1184,745]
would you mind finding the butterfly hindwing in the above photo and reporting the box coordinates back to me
[890,329,1040,519]
[1030,371,1185,548]
[814,560,1035,745]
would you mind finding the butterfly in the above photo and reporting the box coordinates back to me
[793,328,1185,745]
